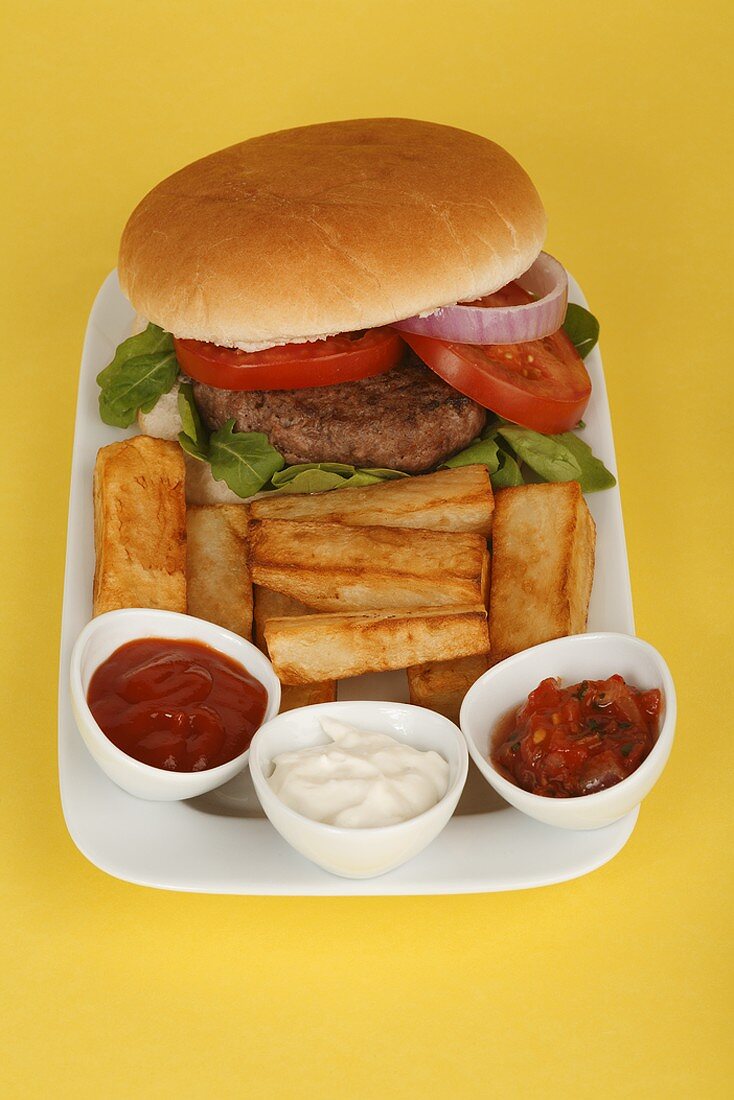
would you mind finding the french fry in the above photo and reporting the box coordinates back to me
[253,586,337,707]
[407,654,491,724]
[489,482,596,661]
[186,505,252,639]
[407,553,490,720]
[264,605,489,684]
[93,437,186,615]
[249,465,493,535]
[253,585,316,647]
[249,520,489,611]
[279,680,338,712]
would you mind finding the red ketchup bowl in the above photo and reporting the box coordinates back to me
[459,633,676,830]
[70,609,281,801]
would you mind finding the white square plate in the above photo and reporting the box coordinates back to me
[58,272,637,894]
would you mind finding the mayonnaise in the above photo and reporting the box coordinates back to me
[267,717,450,828]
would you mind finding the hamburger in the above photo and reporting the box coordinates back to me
[99,118,608,500]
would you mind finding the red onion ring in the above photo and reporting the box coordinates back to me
[392,252,568,345]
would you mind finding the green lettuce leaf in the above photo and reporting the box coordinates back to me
[443,434,500,474]
[272,469,385,494]
[359,468,408,480]
[442,416,504,473]
[497,423,615,492]
[207,421,285,497]
[271,462,359,487]
[548,430,616,491]
[97,324,179,427]
[497,425,583,483]
[563,303,600,358]
[270,462,404,492]
[342,472,385,488]
[490,449,523,488]
[177,382,209,461]
[273,470,356,494]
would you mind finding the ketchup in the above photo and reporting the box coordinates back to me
[492,675,661,798]
[87,638,268,772]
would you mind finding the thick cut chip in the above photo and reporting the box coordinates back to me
[264,604,489,685]
[186,505,252,639]
[489,481,596,662]
[279,680,338,712]
[253,586,336,708]
[93,437,186,615]
[253,585,316,647]
[249,466,493,535]
[407,550,491,718]
[407,654,491,724]
[249,520,489,611]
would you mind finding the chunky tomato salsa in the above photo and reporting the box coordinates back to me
[492,675,662,798]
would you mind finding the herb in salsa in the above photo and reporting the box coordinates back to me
[491,675,662,798]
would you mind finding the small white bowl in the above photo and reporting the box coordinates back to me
[460,633,676,830]
[70,608,281,801]
[248,700,469,878]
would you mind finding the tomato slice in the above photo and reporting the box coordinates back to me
[173,328,404,391]
[401,282,591,433]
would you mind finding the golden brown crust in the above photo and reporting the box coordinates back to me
[248,519,488,612]
[248,465,494,535]
[566,493,597,633]
[185,504,252,638]
[263,604,489,684]
[407,654,491,724]
[278,681,338,712]
[488,482,596,661]
[93,437,186,615]
[252,585,335,707]
[252,585,317,649]
[119,118,545,349]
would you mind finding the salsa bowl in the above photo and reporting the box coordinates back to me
[460,633,676,830]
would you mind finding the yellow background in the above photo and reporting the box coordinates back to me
[2,2,732,1096]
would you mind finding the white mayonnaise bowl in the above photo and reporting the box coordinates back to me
[70,608,280,801]
[248,700,469,878]
[460,632,676,830]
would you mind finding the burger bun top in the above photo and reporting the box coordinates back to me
[118,118,546,350]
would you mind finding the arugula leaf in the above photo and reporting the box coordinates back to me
[96,323,173,386]
[498,425,583,483]
[270,463,405,491]
[443,434,500,474]
[272,470,357,494]
[272,469,385,494]
[344,472,385,488]
[177,382,209,461]
[550,430,616,491]
[496,424,615,492]
[178,433,208,463]
[490,449,523,488]
[563,303,600,358]
[207,421,285,497]
[271,462,359,487]
[359,468,408,480]
[97,324,179,427]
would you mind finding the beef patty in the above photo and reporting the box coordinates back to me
[191,355,486,474]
